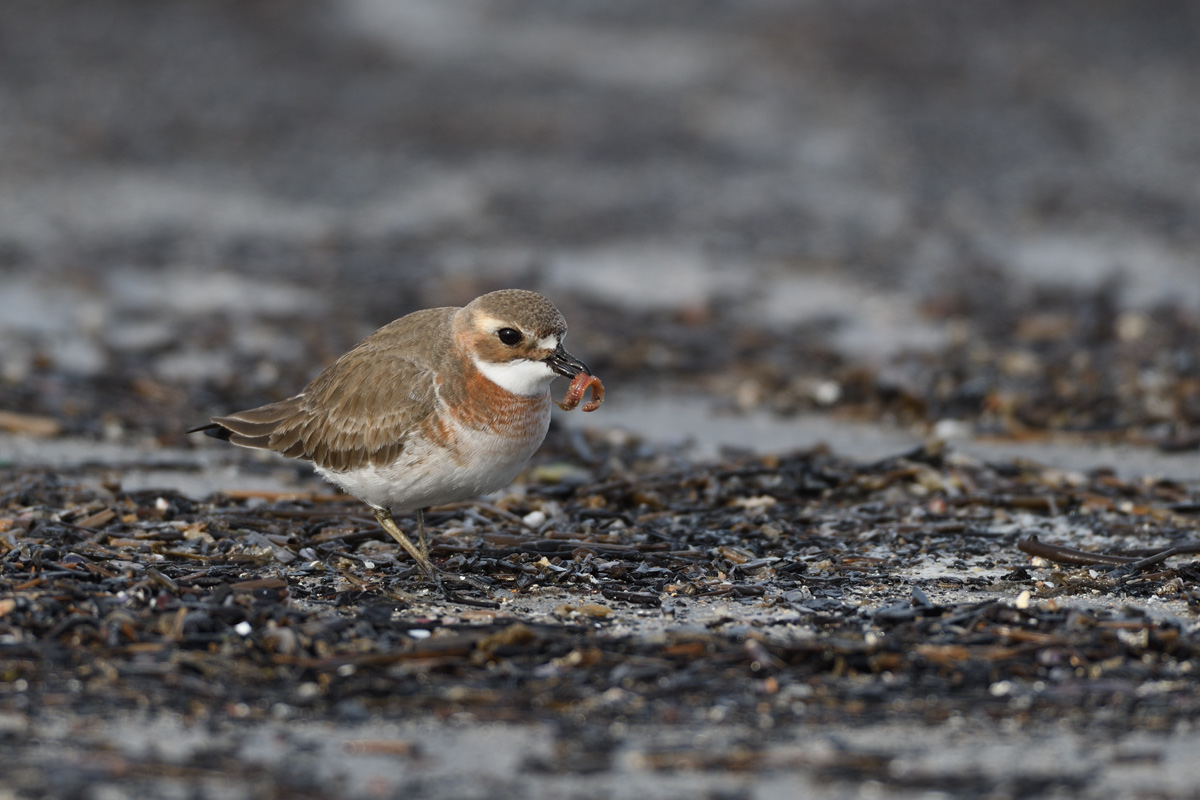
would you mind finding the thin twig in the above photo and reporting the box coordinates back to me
[1017,535,1140,567]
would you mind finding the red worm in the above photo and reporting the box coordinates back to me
[556,373,604,413]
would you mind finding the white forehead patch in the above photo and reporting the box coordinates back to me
[537,334,560,351]
[474,356,557,396]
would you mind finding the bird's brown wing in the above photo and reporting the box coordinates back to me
[205,348,440,473]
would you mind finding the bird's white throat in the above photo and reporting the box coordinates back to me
[474,356,557,396]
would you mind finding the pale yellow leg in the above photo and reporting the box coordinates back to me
[416,507,430,563]
[373,506,488,592]
[373,507,434,580]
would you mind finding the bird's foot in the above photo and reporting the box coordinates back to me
[430,567,491,593]
[372,507,494,602]
[429,568,497,607]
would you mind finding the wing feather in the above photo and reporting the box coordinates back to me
[194,308,452,472]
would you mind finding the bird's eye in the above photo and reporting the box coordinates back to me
[497,328,523,346]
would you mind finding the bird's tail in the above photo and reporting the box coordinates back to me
[186,399,302,450]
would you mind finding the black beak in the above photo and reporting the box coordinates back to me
[545,343,591,379]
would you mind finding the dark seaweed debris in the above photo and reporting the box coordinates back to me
[707,282,1200,448]
[7,275,1200,455]
[3,436,1200,736]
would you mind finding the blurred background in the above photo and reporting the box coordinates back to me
[2,0,1200,468]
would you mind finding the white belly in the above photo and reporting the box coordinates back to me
[313,412,550,511]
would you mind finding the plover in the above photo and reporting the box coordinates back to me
[191,289,603,585]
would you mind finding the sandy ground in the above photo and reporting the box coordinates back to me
[4,1,1200,798]
[8,707,1200,800]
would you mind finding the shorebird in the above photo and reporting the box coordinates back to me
[191,289,602,586]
